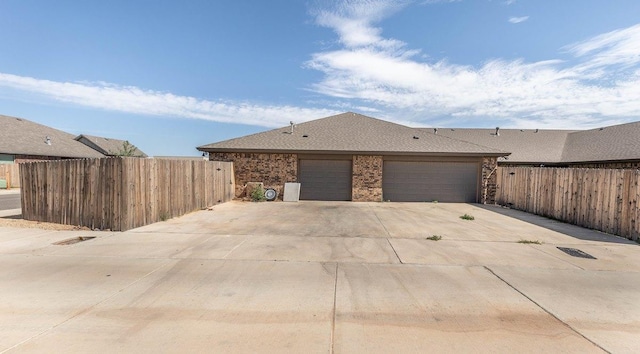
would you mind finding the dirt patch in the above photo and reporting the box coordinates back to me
[0,217,89,231]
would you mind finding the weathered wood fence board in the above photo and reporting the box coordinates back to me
[19,158,235,231]
[0,164,20,188]
[496,167,639,241]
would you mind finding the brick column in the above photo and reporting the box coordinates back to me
[481,157,498,204]
[352,155,383,202]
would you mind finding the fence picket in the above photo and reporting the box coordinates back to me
[496,166,639,241]
[19,158,234,231]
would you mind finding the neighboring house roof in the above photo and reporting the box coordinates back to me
[75,134,147,157]
[198,112,508,156]
[0,114,105,159]
[420,128,576,164]
[424,120,640,164]
[561,122,640,163]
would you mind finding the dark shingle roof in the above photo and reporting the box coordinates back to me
[562,121,640,163]
[75,134,147,157]
[198,111,640,163]
[420,128,576,163]
[198,112,508,156]
[0,114,105,158]
[425,121,640,164]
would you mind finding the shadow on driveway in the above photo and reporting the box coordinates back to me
[476,204,636,245]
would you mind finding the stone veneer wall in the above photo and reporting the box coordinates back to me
[482,157,498,204]
[210,152,297,198]
[352,155,383,202]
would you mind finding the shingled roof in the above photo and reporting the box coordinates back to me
[423,121,640,164]
[420,128,576,163]
[75,134,147,157]
[198,112,508,156]
[0,114,105,159]
[562,121,640,163]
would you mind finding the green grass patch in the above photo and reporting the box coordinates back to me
[426,235,442,241]
[459,214,475,221]
[518,239,542,245]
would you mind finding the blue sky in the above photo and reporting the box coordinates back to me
[1,0,640,156]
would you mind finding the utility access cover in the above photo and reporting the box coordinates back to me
[557,247,597,259]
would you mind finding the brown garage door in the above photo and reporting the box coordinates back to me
[383,161,479,202]
[299,159,352,201]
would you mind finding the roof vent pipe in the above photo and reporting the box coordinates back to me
[289,121,294,134]
[433,128,438,134]
[495,127,500,136]
[535,129,539,133]
[45,136,51,145]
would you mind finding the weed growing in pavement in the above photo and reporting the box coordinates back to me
[250,185,266,202]
[459,214,475,220]
[518,240,542,244]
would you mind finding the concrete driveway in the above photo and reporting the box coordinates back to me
[0,201,639,353]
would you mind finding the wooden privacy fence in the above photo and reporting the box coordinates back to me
[20,158,235,231]
[496,167,639,241]
[0,164,20,188]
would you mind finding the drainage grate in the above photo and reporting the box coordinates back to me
[557,247,596,259]
[53,236,96,245]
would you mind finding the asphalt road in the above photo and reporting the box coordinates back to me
[0,193,21,210]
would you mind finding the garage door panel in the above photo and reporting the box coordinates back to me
[299,160,352,201]
[383,161,478,202]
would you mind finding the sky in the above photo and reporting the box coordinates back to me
[1,0,640,156]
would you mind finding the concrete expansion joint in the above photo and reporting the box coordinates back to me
[482,266,610,354]
[330,263,338,354]
[386,238,403,264]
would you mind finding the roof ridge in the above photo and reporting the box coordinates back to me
[198,112,509,155]
[416,129,509,154]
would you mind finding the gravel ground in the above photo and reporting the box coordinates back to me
[0,217,89,231]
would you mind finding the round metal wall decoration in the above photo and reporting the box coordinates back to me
[264,188,278,201]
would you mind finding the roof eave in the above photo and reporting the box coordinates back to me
[198,147,509,157]
[563,158,640,164]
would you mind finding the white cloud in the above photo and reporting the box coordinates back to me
[508,16,529,24]
[2,0,640,131]
[312,0,409,48]
[420,0,461,4]
[564,23,640,71]
[0,72,338,128]
[504,0,516,5]
[306,0,640,128]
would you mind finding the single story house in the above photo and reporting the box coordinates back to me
[0,114,105,163]
[427,121,640,169]
[0,114,146,163]
[198,112,509,203]
[74,134,147,157]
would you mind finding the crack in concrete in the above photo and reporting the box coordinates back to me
[221,238,248,259]
[483,266,610,354]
